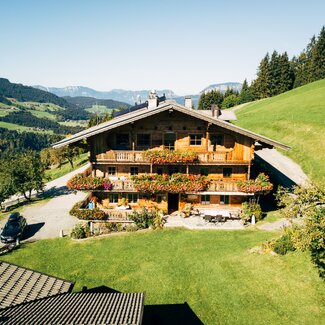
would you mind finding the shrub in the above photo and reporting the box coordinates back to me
[273,234,296,255]
[240,202,262,223]
[70,201,106,220]
[129,207,154,229]
[70,224,90,239]
[126,224,138,232]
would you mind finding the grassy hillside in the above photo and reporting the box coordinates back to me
[235,79,325,183]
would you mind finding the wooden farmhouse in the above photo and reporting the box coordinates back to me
[53,91,289,214]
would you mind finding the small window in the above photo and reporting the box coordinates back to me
[190,134,202,146]
[200,168,209,176]
[116,133,129,149]
[130,167,138,176]
[108,167,116,175]
[223,168,232,178]
[141,193,150,200]
[108,193,119,203]
[220,195,229,205]
[157,194,166,203]
[137,134,151,147]
[201,195,210,205]
[157,168,163,175]
[127,193,138,203]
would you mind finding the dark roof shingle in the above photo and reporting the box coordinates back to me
[0,292,144,325]
[0,261,73,309]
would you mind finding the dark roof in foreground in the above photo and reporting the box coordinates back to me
[0,261,73,309]
[0,292,144,325]
[52,100,290,150]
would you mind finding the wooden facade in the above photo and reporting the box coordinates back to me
[89,109,254,212]
[54,97,289,213]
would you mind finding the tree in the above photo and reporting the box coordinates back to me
[269,50,281,96]
[276,184,325,277]
[253,53,271,99]
[310,27,325,82]
[221,94,239,108]
[9,151,45,200]
[238,79,254,104]
[278,52,294,93]
[198,90,224,110]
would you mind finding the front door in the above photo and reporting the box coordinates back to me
[168,193,179,213]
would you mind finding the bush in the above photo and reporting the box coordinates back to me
[129,207,154,229]
[273,234,296,255]
[70,224,90,239]
[126,224,138,232]
[240,202,263,223]
[70,201,106,220]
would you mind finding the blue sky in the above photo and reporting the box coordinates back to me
[0,0,324,95]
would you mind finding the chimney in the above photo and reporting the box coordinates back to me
[184,96,192,109]
[148,89,158,108]
[211,104,221,118]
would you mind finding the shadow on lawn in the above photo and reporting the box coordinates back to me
[143,302,203,325]
[82,286,203,325]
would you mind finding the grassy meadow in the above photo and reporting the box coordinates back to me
[234,79,325,183]
[2,229,324,325]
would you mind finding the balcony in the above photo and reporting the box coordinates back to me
[95,150,248,164]
[95,178,243,194]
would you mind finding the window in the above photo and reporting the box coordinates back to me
[116,133,129,149]
[220,195,229,205]
[127,193,138,203]
[200,167,209,176]
[164,132,176,150]
[156,194,166,203]
[108,193,119,203]
[130,167,138,176]
[137,134,151,147]
[223,167,232,178]
[141,194,150,200]
[201,195,210,205]
[210,134,224,147]
[157,167,163,175]
[190,134,202,146]
[108,167,116,176]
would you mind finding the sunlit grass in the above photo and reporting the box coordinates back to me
[2,228,324,324]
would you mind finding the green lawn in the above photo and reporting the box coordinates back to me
[45,153,89,181]
[235,79,325,183]
[2,229,324,324]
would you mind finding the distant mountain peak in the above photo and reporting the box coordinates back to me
[201,82,242,94]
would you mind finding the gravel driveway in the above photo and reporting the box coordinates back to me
[1,164,90,241]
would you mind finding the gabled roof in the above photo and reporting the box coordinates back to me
[0,292,144,325]
[53,100,290,150]
[0,261,74,309]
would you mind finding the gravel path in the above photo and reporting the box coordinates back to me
[1,164,90,241]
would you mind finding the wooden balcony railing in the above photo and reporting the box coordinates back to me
[96,150,247,163]
[105,179,240,193]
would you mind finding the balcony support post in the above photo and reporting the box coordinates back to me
[150,163,153,173]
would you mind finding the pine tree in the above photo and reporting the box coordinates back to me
[310,26,325,81]
[278,52,294,93]
[198,90,223,110]
[239,79,254,104]
[269,51,281,96]
[254,53,271,99]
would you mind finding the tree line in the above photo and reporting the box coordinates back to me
[199,26,325,109]
[0,111,84,134]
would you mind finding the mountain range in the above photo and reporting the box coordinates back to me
[34,82,242,107]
